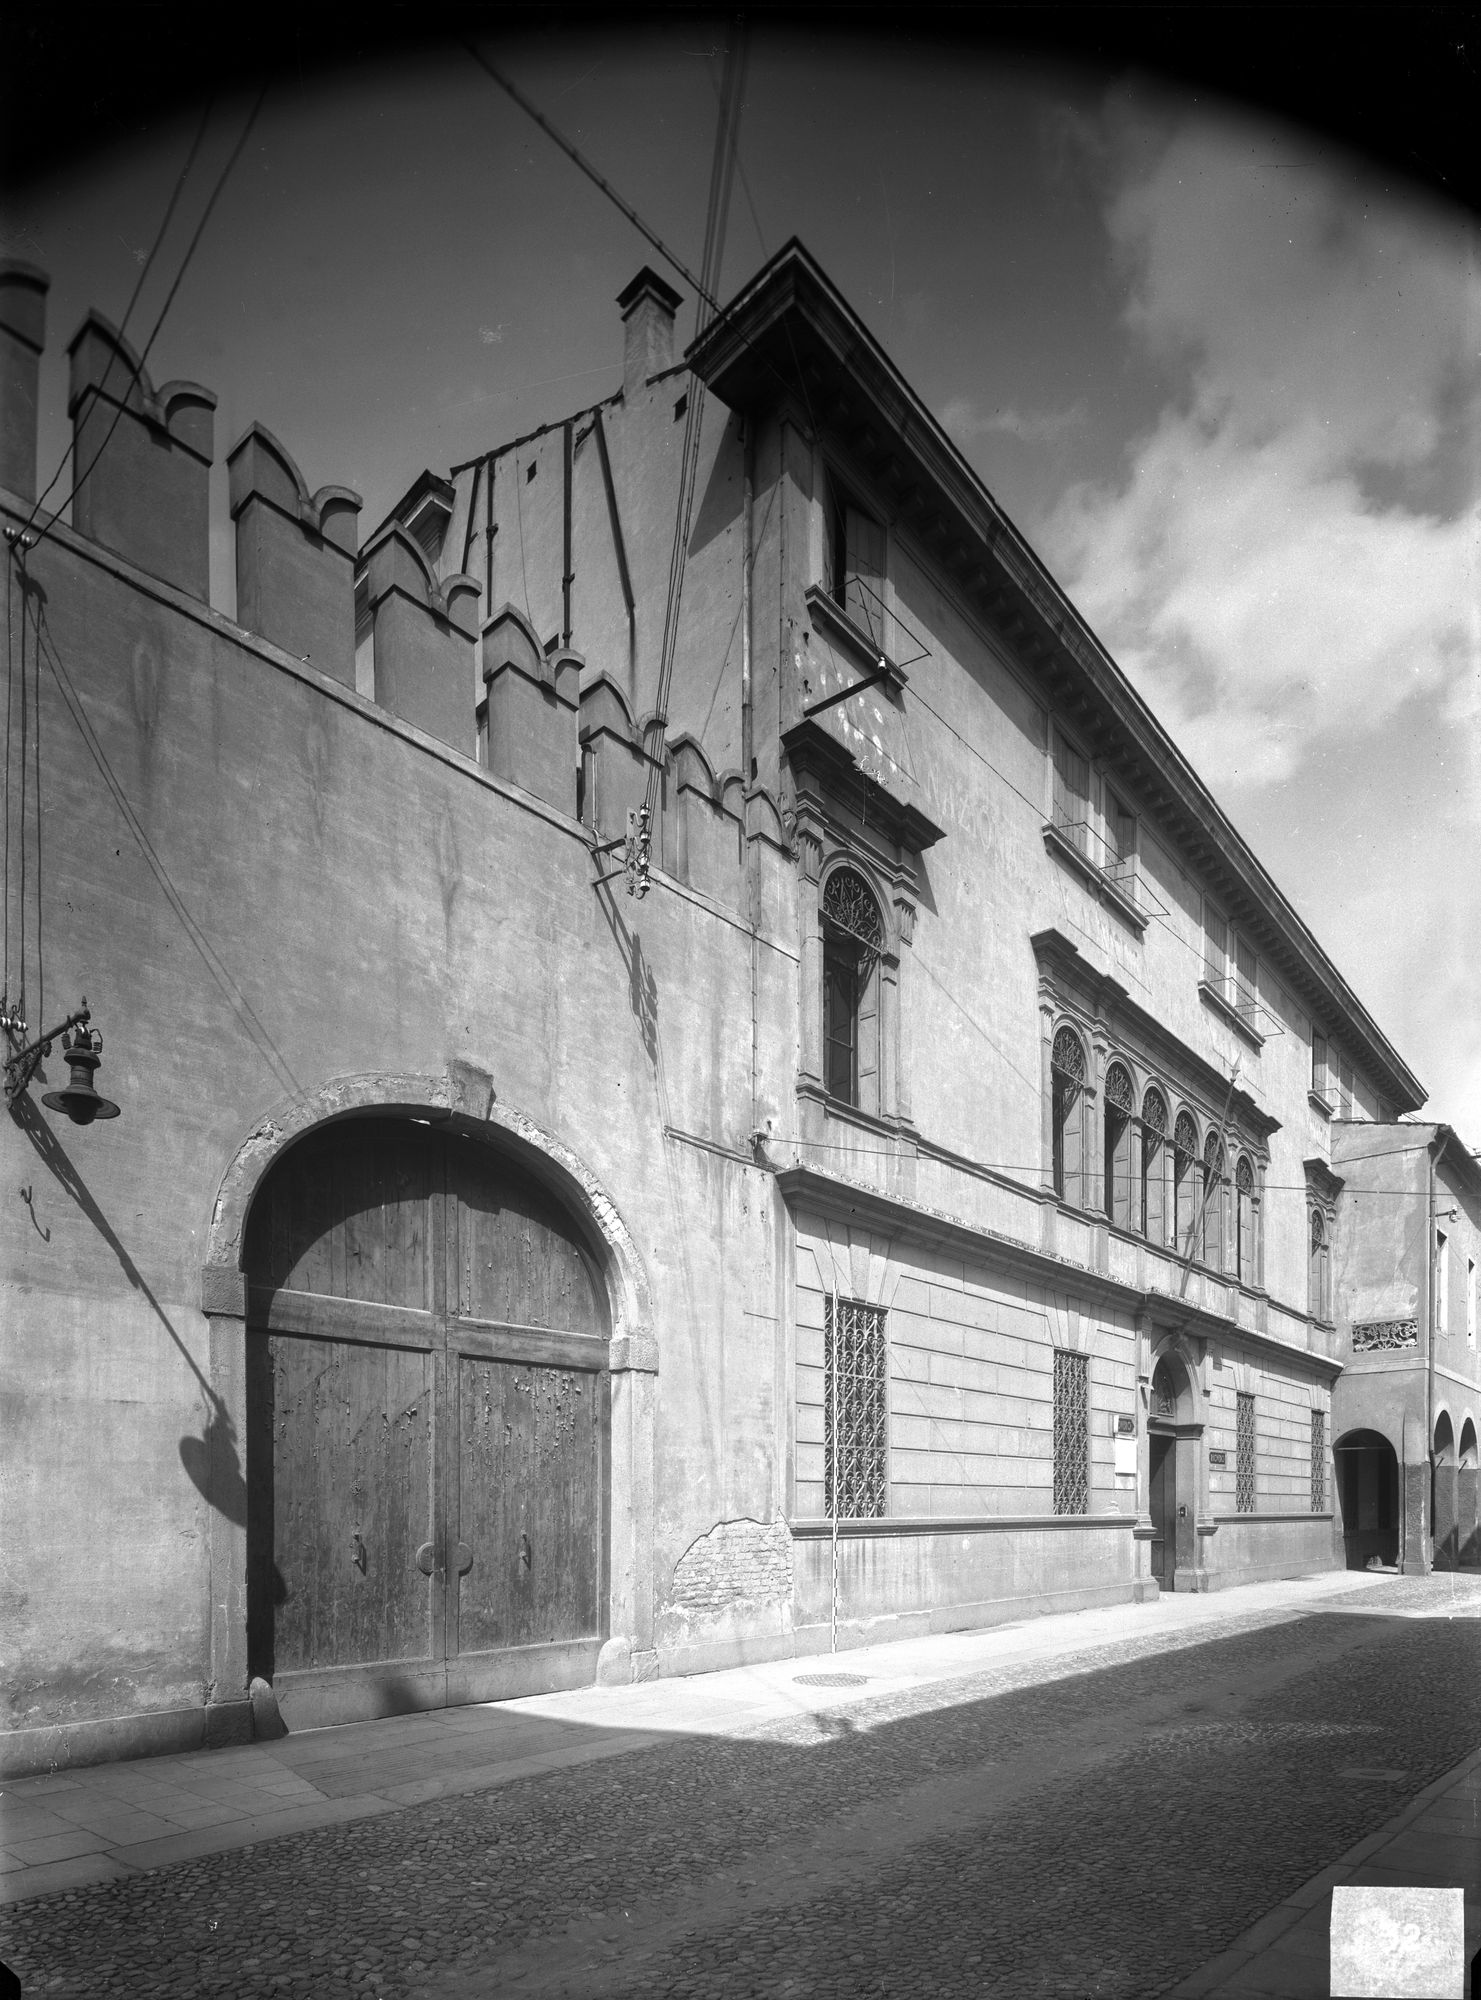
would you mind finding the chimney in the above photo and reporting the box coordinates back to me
[617,267,683,399]
[0,261,50,503]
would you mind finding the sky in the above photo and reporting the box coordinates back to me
[3,24,1477,1138]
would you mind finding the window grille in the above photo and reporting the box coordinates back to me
[1310,1409,1326,1512]
[1053,1349,1089,1515]
[1151,1358,1176,1419]
[1235,1392,1256,1513]
[823,868,883,955]
[824,1295,888,1520]
[1351,1318,1418,1353]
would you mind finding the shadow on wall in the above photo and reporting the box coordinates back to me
[10,1088,261,1543]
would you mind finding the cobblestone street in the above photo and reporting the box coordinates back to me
[3,1575,1478,1999]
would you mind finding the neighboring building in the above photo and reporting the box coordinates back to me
[1331,1122,1481,1571]
[0,239,1458,1781]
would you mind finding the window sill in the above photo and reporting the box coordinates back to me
[798,1080,917,1143]
[1041,820,1148,934]
[803,583,909,693]
[1198,978,1265,1050]
[1308,1090,1333,1119]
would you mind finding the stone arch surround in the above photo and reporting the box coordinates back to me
[197,1066,659,1735]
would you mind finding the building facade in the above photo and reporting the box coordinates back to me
[1331,1122,1481,1571]
[0,241,1458,1779]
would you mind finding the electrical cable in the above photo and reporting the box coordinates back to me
[643,28,748,815]
[464,43,718,318]
[23,99,216,537]
[26,87,267,562]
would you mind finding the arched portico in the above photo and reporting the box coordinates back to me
[196,1068,657,1738]
[1459,1417,1479,1569]
[1334,1427,1400,1571]
[1432,1410,1458,1570]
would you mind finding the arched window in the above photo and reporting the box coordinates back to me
[1141,1088,1168,1245]
[1173,1110,1199,1256]
[1236,1157,1257,1287]
[1202,1132,1227,1269]
[1103,1061,1134,1228]
[1309,1207,1331,1321]
[822,867,883,1112]
[1051,1026,1087,1204]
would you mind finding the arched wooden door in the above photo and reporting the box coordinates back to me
[244,1118,609,1730]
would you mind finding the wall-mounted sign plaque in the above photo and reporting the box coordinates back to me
[1209,1449,1227,1466]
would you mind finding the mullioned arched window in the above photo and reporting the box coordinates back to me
[1103,1060,1135,1228]
[1051,1026,1087,1204]
[822,867,884,1112]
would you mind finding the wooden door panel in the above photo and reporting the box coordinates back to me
[266,1332,437,1673]
[453,1356,602,1656]
[449,1154,604,1333]
[1149,1434,1173,1586]
[247,1124,432,1311]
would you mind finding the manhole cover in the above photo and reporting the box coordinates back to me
[794,1672,868,1688]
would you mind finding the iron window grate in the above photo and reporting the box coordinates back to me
[1053,1349,1089,1515]
[1236,1392,1256,1513]
[1311,1409,1326,1513]
[824,1295,888,1519]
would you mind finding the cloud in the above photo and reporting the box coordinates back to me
[1036,106,1481,1127]
[941,395,1087,447]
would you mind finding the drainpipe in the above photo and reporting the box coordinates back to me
[1425,1134,1442,1568]
[741,414,753,786]
[562,420,574,648]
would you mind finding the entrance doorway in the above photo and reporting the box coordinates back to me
[244,1118,609,1729]
[1148,1430,1176,1587]
[1335,1429,1399,1570]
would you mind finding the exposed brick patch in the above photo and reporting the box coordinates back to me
[669,1518,793,1614]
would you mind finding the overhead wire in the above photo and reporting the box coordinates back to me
[24,86,267,562]
[644,27,748,816]
[22,98,216,537]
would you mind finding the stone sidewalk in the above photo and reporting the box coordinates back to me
[0,1567,1417,1909]
[1171,1742,1481,1998]
[0,1568,1476,1998]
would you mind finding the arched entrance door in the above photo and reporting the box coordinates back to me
[1334,1429,1399,1570]
[1147,1357,1181,1588]
[244,1117,609,1730]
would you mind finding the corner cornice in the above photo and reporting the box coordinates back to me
[688,242,1424,1117]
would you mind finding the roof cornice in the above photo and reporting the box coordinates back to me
[689,240,1425,1116]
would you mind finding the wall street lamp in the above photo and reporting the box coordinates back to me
[2,999,121,1124]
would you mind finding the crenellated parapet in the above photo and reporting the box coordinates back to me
[663,734,743,906]
[67,310,216,598]
[0,260,49,503]
[357,522,480,753]
[578,674,661,842]
[479,604,579,813]
[228,424,362,685]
